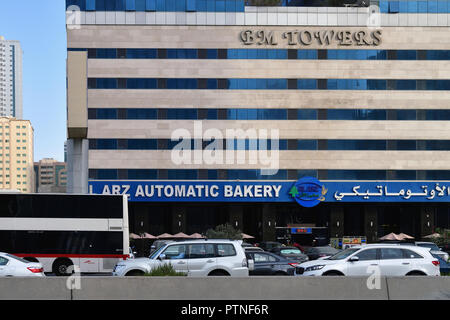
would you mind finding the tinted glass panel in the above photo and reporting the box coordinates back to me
[380,248,404,260]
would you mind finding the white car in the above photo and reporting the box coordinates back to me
[0,252,45,277]
[113,239,250,277]
[296,244,440,277]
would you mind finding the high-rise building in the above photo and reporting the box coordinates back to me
[0,117,34,193]
[34,158,67,193]
[0,36,23,119]
[66,0,450,241]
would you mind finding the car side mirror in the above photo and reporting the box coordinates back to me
[348,256,359,262]
[158,254,166,260]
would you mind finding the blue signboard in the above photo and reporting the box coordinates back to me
[89,179,450,205]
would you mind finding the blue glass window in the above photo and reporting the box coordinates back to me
[126,0,136,11]
[97,109,118,119]
[297,140,317,150]
[127,109,158,119]
[128,139,158,149]
[298,109,317,120]
[397,110,416,120]
[396,140,417,150]
[327,140,387,150]
[397,50,417,60]
[128,169,157,179]
[298,79,317,90]
[327,109,386,120]
[96,139,117,149]
[97,169,118,180]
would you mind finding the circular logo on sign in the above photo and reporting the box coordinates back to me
[289,177,328,208]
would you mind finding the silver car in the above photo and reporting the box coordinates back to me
[113,239,250,277]
[296,244,441,277]
[0,252,45,277]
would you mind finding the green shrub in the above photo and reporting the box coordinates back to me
[144,263,187,277]
[205,223,243,240]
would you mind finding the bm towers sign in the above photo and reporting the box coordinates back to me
[240,29,382,47]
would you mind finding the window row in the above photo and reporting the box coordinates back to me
[380,0,450,13]
[89,139,450,151]
[67,0,246,12]
[70,48,450,61]
[88,108,450,121]
[88,78,450,90]
[66,0,450,13]
[89,169,450,181]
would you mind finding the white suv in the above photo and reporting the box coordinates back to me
[113,239,250,277]
[296,244,440,277]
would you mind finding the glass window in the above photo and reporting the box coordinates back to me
[402,249,423,259]
[355,249,378,261]
[188,244,215,259]
[0,256,8,266]
[162,244,187,260]
[380,248,403,260]
[253,253,270,263]
[216,244,237,257]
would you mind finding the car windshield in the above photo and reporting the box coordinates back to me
[149,245,166,259]
[280,248,302,255]
[417,243,440,251]
[317,247,339,254]
[6,254,32,264]
[327,248,360,260]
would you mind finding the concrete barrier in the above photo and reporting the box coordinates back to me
[71,276,389,300]
[0,276,448,300]
[0,277,71,300]
[386,277,450,300]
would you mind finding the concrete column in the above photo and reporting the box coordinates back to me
[420,207,435,238]
[261,205,276,241]
[364,206,378,243]
[171,206,187,234]
[67,139,89,194]
[228,205,243,231]
[330,207,344,238]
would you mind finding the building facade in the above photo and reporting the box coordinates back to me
[34,158,67,193]
[0,36,23,119]
[0,117,34,193]
[66,0,450,243]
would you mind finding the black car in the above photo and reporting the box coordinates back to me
[245,251,299,276]
[269,246,309,263]
[258,241,283,251]
[304,246,341,261]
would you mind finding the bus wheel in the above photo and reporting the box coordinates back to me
[53,258,74,277]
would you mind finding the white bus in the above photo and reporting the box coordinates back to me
[0,193,129,276]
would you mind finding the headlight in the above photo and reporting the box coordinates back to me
[305,265,325,272]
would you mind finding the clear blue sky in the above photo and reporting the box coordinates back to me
[0,0,67,162]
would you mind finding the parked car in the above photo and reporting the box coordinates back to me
[241,242,256,248]
[415,242,449,262]
[269,246,309,263]
[113,239,250,277]
[296,244,441,277]
[245,251,299,276]
[0,252,45,277]
[432,254,450,274]
[304,246,341,261]
[258,241,283,251]
[244,247,265,252]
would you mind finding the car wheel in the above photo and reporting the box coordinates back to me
[53,259,74,277]
[275,271,287,276]
[208,270,230,276]
[406,271,426,276]
[323,271,344,276]
[125,270,145,276]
